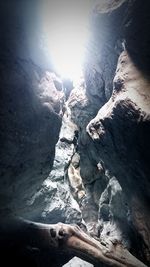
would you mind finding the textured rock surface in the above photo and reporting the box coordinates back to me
[66,2,130,237]
[25,110,82,225]
[84,1,127,103]
[63,257,93,267]
[0,0,150,267]
[0,1,62,217]
[86,50,150,263]
[66,2,150,265]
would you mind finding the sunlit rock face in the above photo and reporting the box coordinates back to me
[25,109,83,226]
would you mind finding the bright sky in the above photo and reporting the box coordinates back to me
[42,0,92,82]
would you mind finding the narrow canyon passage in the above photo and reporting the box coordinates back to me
[0,1,150,267]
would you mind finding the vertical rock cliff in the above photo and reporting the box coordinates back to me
[0,0,150,267]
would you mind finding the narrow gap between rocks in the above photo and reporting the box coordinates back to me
[0,1,150,267]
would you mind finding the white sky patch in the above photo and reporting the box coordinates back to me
[42,0,92,82]
[49,25,87,81]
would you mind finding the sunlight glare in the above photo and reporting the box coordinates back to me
[43,1,92,82]
[50,26,88,81]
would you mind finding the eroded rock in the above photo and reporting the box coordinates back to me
[0,0,63,218]
[86,50,150,263]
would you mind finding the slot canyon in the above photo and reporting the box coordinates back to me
[0,1,150,266]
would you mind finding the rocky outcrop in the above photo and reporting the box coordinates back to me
[0,62,62,217]
[87,52,150,262]
[66,1,150,265]
[66,1,129,237]
[86,50,150,263]
[0,1,62,217]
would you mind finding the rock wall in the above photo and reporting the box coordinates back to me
[0,0,150,267]
[66,1,150,265]
[86,50,150,261]
[0,0,62,217]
